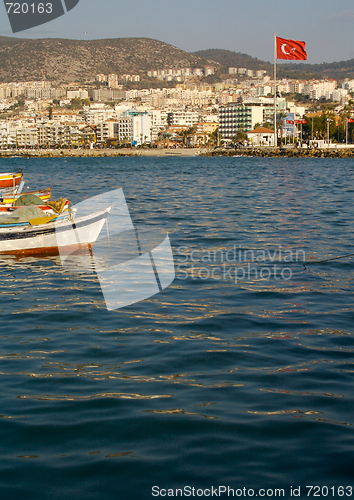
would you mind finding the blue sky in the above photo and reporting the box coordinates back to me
[0,0,353,64]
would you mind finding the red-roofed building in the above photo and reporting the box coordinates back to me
[247,127,275,147]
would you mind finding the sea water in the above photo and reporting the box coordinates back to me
[0,156,353,500]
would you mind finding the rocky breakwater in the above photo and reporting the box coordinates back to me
[206,147,354,158]
[0,148,207,158]
[0,149,133,158]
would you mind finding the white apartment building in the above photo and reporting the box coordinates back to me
[84,103,115,124]
[92,88,125,101]
[0,120,23,146]
[131,114,152,144]
[289,81,306,94]
[24,88,65,100]
[120,74,140,82]
[309,88,348,102]
[166,110,200,127]
[204,66,215,76]
[331,89,348,102]
[108,74,118,87]
[219,104,264,137]
[255,85,273,97]
[0,122,11,147]
[343,80,354,91]
[16,126,38,147]
[96,120,119,143]
[150,109,168,127]
[96,74,108,83]
[67,89,89,99]
[117,114,152,144]
[51,111,82,123]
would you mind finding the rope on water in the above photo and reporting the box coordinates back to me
[303,252,354,269]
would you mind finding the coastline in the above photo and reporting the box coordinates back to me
[1,146,354,158]
[0,148,208,158]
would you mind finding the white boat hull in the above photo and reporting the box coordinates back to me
[0,209,109,255]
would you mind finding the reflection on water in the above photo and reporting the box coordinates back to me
[0,157,354,499]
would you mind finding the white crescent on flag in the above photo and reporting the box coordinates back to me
[281,44,291,55]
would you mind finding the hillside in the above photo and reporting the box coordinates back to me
[0,36,208,83]
[2,37,354,84]
[192,48,354,81]
[191,49,273,73]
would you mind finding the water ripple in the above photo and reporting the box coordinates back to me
[1,157,354,498]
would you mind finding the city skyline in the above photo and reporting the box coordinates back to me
[0,0,353,65]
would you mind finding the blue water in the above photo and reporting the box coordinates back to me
[0,156,354,500]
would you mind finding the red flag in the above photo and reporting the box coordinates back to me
[276,36,307,60]
[348,118,354,123]
[286,120,294,124]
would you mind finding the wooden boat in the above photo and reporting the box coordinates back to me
[0,207,111,255]
[1,188,52,205]
[0,172,22,189]
[0,179,25,196]
[0,199,70,215]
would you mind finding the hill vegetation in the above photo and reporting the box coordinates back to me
[1,36,354,84]
[0,36,208,83]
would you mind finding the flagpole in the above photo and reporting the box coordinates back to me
[273,33,277,148]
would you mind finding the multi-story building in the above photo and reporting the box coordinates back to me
[166,110,200,127]
[118,117,134,143]
[84,103,116,124]
[96,120,119,143]
[25,88,66,100]
[16,126,38,147]
[91,88,125,102]
[218,104,266,137]
[108,74,119,88]
[117,112,152,145]
[96,74,108,83]
[204,66,215,76]
[66,89,89,99]
[194,122,218,145]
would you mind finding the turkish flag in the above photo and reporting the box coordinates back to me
[348,118,354,123]
[276,36,307,60]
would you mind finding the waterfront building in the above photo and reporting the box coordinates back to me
[16,126,38,147]
[117,111,152,145]
[96,120,119,143]
[218,102,274,137]
[247,126,275,146]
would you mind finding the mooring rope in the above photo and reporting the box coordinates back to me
[303,252,354,269]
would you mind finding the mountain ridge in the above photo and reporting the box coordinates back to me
[0,37,354,83]
[0,36,208,83]
[191,48,354,80]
